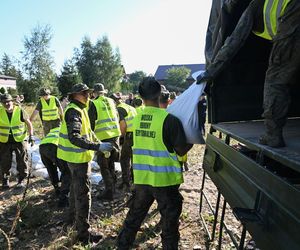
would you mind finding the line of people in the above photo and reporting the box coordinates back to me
[0,77,194,248]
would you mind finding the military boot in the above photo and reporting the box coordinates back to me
[259,133,285,147]
[97,189,114,201]
[259,119,286,148]
[1,178,10,190]
[118,181,130,192]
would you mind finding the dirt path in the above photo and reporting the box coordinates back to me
[0,144,245,249]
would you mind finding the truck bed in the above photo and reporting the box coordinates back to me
[212,118,300,173]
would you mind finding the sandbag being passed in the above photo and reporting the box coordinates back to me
[167,71,206,144]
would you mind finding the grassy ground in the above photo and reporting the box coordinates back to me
[23,104,44,139]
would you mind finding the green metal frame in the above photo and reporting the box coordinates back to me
[200,128,300,250]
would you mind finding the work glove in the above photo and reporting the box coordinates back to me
[28,135,35,146]
[196,71,211,84]
[98,142,114,153]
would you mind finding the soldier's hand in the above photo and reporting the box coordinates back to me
[98,142,113,152]
[196,71,211,84]
[28,135,35,146]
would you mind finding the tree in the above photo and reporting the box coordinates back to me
[21,24,57,101]
[165,66,191,89]
[127,71,147,93]
[57,59,82,96]
[0,53,25,95]
[75,35,123,92]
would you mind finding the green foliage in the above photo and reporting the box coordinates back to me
[20,24,57,102]
[57,59,82,96]
[127,70,147,93]
[7,87,18,96]
[0,53,25,96]
[75,35,123,92]
[165,66,191,89]
[0,87,5,94]
[0,53,21,77]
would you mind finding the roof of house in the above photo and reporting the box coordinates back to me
[0,74,17,80]
[154,63,205,81]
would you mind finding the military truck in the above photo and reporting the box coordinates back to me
[199,1,300,249]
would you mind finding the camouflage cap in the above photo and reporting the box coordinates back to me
[109,93,122,102]
[138,77,161,100]
[93,83,107,93]
[1,93,13,103]
[39,88,51,96]
[68,83,92,95]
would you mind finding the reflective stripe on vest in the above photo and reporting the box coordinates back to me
[0,106,27,143]
[41,96,59,121]
[57,103,94,163]
[132,106,183,187]
[118,102,137,132]
[40,126,60,146]
[253,0,291,40]
[93,96,121,140]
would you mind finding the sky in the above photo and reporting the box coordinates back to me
[0,0,212,75]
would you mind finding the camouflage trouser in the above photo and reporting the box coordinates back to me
[40,144,60,186]
[96,137,120,192]
[42,119,61,136]
[68,162,91,239]
[117,184,183,250]
[39,144,71,194]
[120,133,133,185]
[57,159,71,198]
[263,3,300,134]
[0,142,28,182]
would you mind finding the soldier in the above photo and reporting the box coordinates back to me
[133,96,144,114]
[0,94,34,189]
[110,93,137,191]
[57,83,114,244]
[197,0,300,147]
[125,92,134,106]
[39,126,71,207]
[30,88,64,136]
[117,77,193,249]
[88,83,121,201]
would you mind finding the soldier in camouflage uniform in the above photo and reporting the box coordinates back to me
[89,83,121,201]
[197,0,300,147]
[39,126,71,207]
[30,88,64,136]
[0,94,34,189]
[57,83,113,244]
[110,93,137,191]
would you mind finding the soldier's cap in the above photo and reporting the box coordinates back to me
[68,83,93,95]
[160,90,170,103]
[93,83,107,93]
[1,93,13,103]
[138,77,161,100]
[110,93,122,101]
[39,88,51,96]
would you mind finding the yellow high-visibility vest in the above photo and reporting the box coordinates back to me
[93,96,121,140]
[0,106,27,143]
[40,126,60,146]
[253,0,291,40]
[132,106,183,187]
[41,96,59,121]
[118,102,137,132]
[57,103,94,163]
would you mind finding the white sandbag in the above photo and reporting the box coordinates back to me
[91,160,100,171]
[33,162,45,170]
[90,173,103,185]
[32,168,49,179]
[167,71,206,144]
[115,162,121,172]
